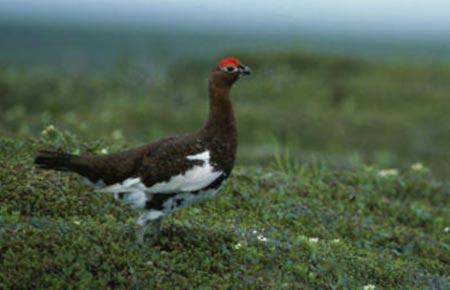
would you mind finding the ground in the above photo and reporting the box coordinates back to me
[0,133,449,289]
[1,39,450,289]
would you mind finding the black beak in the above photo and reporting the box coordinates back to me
[238,65,252,76]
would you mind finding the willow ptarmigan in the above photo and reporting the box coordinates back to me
[34,57,251,243]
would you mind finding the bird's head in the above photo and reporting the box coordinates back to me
[211,57,251,86]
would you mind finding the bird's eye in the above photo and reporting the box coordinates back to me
[226,66,237,73]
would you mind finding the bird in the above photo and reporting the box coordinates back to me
[34,57,251,243]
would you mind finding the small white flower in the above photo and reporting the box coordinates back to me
[363,284,376,290]
[331,239,340,243]
[308,237,319,243]
[233,242,243,250]
[112,129,123,140]
[100,148,109,154]
[41,124,56,135]
[411,163,424,171]
[257,235,268,242]
[252,229,258,234]
[73,220,81,225]
[444,227,450,233]
[378,169,399,178]
[45,124,55,131]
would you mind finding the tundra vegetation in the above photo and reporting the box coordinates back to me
[1,26,450,289]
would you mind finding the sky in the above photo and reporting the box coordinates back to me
[1,0,450,37]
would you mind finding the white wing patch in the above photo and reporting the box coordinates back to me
[186,151,210,162]
[148,150,222,193]
[96,177,146,194]
[97,150,222,195]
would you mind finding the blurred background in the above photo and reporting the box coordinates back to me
[1,0,450,178]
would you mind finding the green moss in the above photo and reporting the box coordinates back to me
[1,136,449,289]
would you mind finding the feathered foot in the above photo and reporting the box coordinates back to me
[135,212,164,244]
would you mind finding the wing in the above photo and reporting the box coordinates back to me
[97,137,223,194]
[141,150,223,193]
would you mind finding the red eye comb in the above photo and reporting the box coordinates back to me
[220,57,240,68]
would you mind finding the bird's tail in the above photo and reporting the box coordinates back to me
[34,150,83,172]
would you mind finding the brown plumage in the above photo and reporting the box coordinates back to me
[34,57,251,243]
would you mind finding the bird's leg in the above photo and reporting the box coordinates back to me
[135,215,148,245]
[153,217,164,237]
[135,210,164,244]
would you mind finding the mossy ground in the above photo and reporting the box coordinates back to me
[1,30,450,289]
[1,134,449,289]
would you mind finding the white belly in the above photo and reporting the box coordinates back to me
[162,187,221,214]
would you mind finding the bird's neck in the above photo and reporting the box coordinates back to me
[203,80,237,140]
